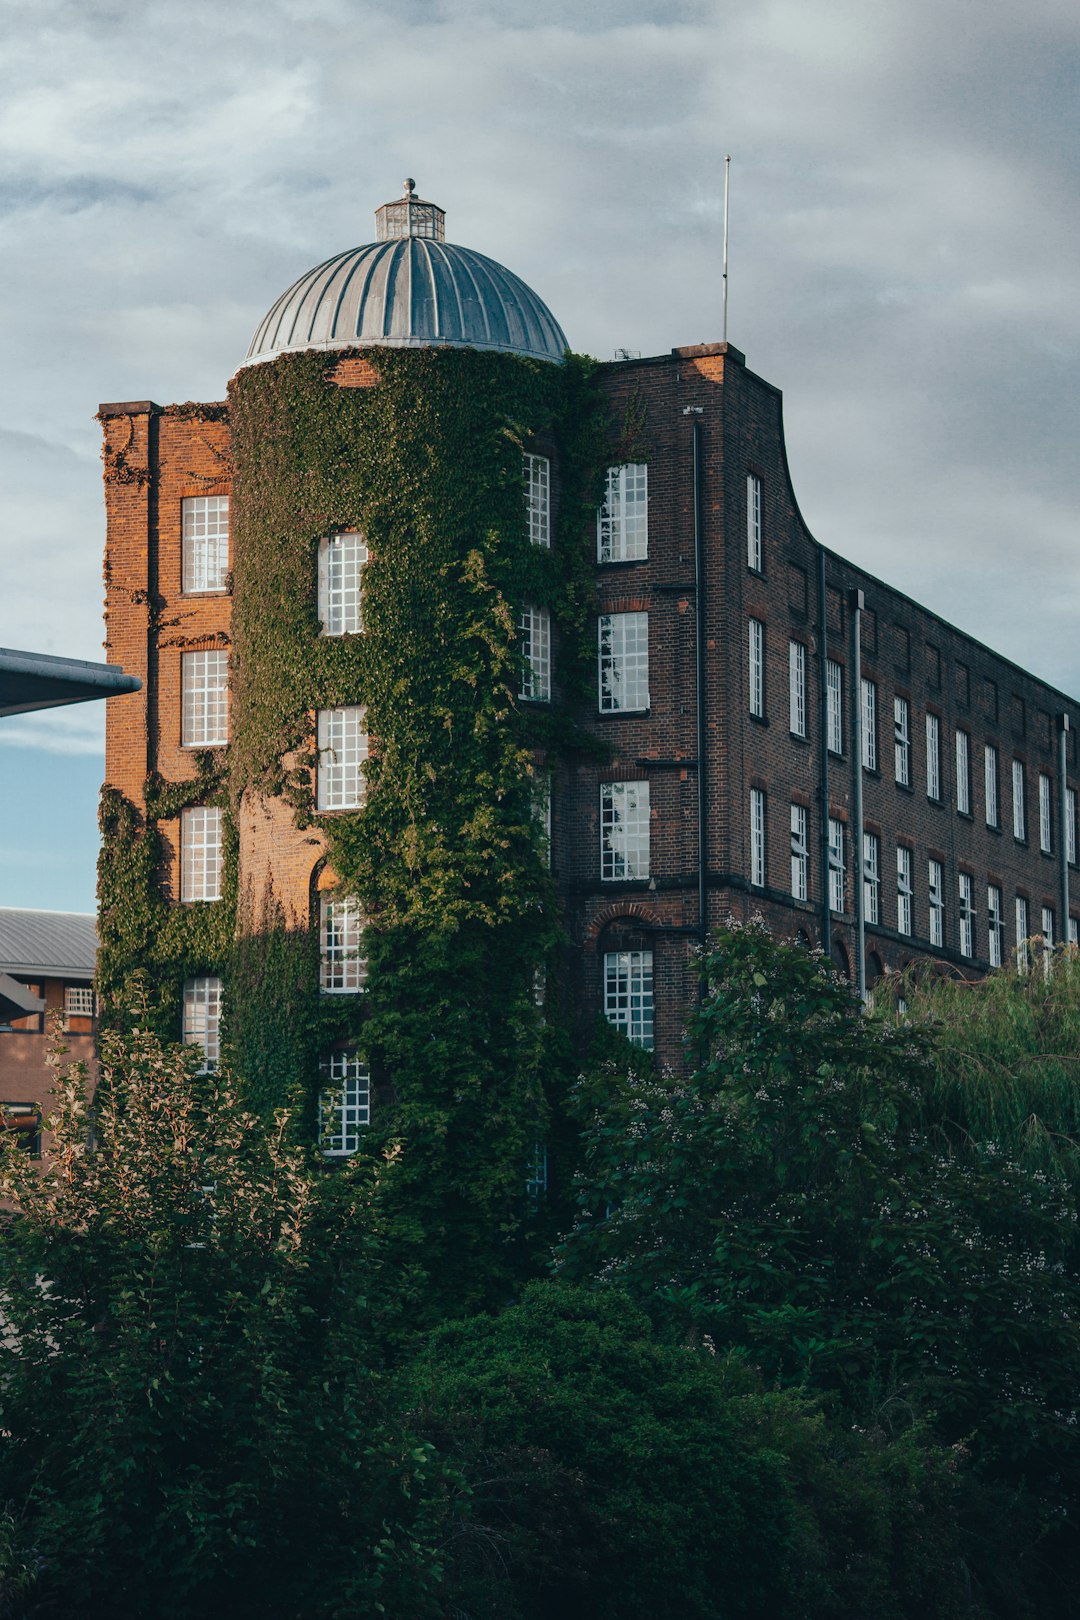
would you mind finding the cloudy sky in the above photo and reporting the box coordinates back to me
[1,0,1078,911]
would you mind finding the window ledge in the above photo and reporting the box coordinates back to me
[749,713,769,727]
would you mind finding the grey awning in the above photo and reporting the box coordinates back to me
[0,974,44,1020]
[0,647,140,717]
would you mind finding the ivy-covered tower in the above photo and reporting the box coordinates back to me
[98,182,603,1308]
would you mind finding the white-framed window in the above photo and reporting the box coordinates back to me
[828,818,845,915]
[520,605,551,702]
[525,454,551,547]
[182,975,222,1073]
[863,831,880,925]
[597,464,648,563]
[525,1142,548,1202]
[64,985,95,1022]
[1015,895,1030,970]
[600,781,650,881]
[955,731,971,815]
[928,859,944,948]
[1068,786,1077,866]
[826,660,843,755]
[896,846,913,937]
[598,612,649,713]
[958,872,975,958]
[181,650,229,747]
[318,1050,370,1157]
[894,696,910,787]
[984,744,999,828]
[788,641,806,738]
[181,495,229,594]
[746,472,762,570]
[319,894,367,993]
[790,803,808,901]
[748,619,765,718]
[861,679,877,771]
[925,713,941,801]
[1012,760,1027,841]
[603,949,654,1049]
[1039,773,1053,854]
[1042,905,1055,950]
[316,706,368,811]
[750,788,766,887]
[180,806,223,903]
[317,531,366,636]
[1069,916,1079,947]
[988,884,1003,968]
[535,776,552,869]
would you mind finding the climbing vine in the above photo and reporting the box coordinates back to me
[98,344,610,1313]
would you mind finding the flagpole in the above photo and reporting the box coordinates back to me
[722,154,731,343]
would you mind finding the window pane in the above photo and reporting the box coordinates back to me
[600,781,650,880]
[181,650,229,746]
[894,696,910,786]
[790,803,808,901]
[182,976,222,1072]
[603,949,653,1049]
[181,496,229,593]
[316,707,368,810]
[788,641,806,737]
[746,473,762,570]
[525,455,551,547]
[984,745,999,827]
[926,714,941,801]
[598,613,649,712]
[826,661,843,754]
[520,605,551,701]
[597,465,648,562]
[863,831,880,924]
[750,788,766,887]
[318,531,366,636]
[1012,761,1026,840]
[319,1050,370,1156]
[861,680,877,771]
[955,732,970,814]
[748,619,764,717]
[319,894,367,992]
[181,806,223,903]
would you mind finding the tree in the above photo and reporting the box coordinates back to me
[395,1281,985,1620]
[555,923,1080,1608]
[0,1018,450,1619]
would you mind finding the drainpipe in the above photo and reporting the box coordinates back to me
[818,550,831,956]
[1059,713,1071,944]
[850,588,866,1001]
[693,418,708,964]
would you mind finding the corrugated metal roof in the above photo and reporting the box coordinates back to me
[0,909,97,979]
[241,238,568,369]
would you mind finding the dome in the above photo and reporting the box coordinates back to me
[241,180,567,369]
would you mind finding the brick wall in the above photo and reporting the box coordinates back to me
[102,347,1080,1078]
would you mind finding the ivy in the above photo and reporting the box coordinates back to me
[98,344,611,1316]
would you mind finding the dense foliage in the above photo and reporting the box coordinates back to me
[0,1021,450,1618]
[0,1026,990,1620]
[558,926,1080,1614]
[97,346,613,1315]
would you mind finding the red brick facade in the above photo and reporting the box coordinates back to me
[101,343,1079,1073]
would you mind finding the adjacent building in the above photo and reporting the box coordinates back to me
[0,909,98,1154]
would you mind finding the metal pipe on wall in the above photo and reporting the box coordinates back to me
[818,550,831,957]
[850,588,866,1001]
[1059,714,1071,945]
[693,419,708,964]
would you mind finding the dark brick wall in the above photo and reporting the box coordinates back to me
[103,348,1080,1076]
[562,344,1079,1068]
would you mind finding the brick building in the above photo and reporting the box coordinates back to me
[99,183,1079,1096]
[0,909,97,1155]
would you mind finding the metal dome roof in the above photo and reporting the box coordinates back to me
[241,181,567,369]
